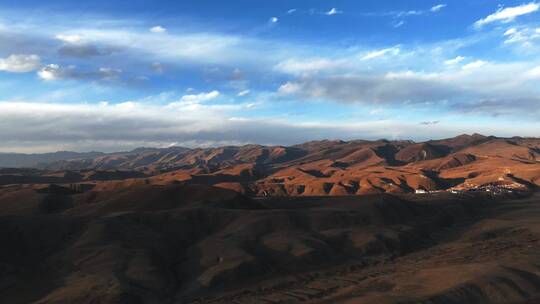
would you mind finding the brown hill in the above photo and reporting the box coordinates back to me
[1,134,539,197]
[395,142,451,162]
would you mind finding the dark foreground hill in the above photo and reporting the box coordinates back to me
[0,181,539,303]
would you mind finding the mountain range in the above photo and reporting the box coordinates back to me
[1,134,539,196]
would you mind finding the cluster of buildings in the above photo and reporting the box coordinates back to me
[415,183,527,196]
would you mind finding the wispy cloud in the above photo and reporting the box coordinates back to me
[430,4,447,12]
[402,10,424,17]
[461,60,487,70]
[237,89,250,97]
[502,26,540,50]
[274,45,405,75]
[275,58,344,75]
[474,2,539,28]
[361,47,400,60]
[392,20,405,28]
[175,90,220,105]
[364,4,447,20]
[444,56,465,65]
[55,34,83,43]
[326,8,343,16]
[149,26,166,33]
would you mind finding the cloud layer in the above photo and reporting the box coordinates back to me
[1,100,537,153]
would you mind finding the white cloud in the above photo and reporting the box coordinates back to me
[150,26,166,33]
[461,60,487,70]
[326,8,343,16]
[386,4,446,18]
[504,28,527,44]
[502,27,540,46]
[37,64,61,80]
[176,90,220,104]
[287,9,297,14]
[392,20,405,28]
[55,34,83,43]
[275,58,343,74]
[444,56,465,65]
[361,47,400,60]
[237,89,250,97]
[274,44,458,77]
[278,82,302,95]
[475,2,539,27]
[395,10,423,17]
[430,4,447,12]
[504,28,518,36]
[526,65,540,78]
[269,17,279,23]
[0,54,41,73]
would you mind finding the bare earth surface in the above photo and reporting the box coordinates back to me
[0,180,539,303]
[187,193,540,304]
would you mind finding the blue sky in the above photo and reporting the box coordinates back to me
[0,0,540,152]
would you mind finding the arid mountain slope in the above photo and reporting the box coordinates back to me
[1,134,539,197]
